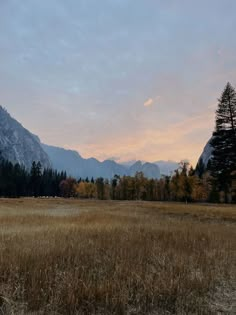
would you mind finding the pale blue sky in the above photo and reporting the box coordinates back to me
[1,0,236,164]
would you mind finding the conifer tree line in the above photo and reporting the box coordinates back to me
[0,83,235,202]
[0,159,66,197]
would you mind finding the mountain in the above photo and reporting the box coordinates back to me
[41,144,83,177]
[154,160,179,176]
[120,160,141,168]
[122,160,178,176]
[42,144,128,179]
[129,161,160,179]
[42,145,161,179]
[197,138,213,168]
[0,106,51,170]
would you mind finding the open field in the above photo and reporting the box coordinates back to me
[0,199,235,314]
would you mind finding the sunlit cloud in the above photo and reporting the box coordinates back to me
[144,98,154,107]
[70,108,215,166]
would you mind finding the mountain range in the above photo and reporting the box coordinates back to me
[0,106,184,179]
[42,144,130,179]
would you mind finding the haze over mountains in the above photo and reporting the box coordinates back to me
[0,106,185,179]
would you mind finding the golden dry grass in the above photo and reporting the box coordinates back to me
[0,198,235,314]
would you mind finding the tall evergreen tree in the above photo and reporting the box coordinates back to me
[210,82,236,200]
[30,161,42,197]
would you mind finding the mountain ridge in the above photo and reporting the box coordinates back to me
[42,144,161,179]
[0,106,164,179]
[0,106,51,170]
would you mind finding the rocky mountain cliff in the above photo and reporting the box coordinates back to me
[197,138,213,168]
[0,106,51,170]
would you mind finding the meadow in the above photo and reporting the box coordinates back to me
[0,198,235,314]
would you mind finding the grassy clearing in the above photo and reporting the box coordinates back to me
[0,199,235,314]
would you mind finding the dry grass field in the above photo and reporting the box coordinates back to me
[0,198,235,314]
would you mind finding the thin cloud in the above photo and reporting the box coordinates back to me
[144,98,154,107]
[73,108,214,165]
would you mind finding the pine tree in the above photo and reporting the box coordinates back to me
[210,82,236,200]
[30,161,42,197]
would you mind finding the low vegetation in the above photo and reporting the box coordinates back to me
[0,199,235,314]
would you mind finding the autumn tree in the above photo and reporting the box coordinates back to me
[178,162,193,202]
[110,175,121,200]
[59,177,77,198]
[96,177,105,200]
[77,181,96,198]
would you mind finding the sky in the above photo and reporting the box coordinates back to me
[1,0,236,166]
